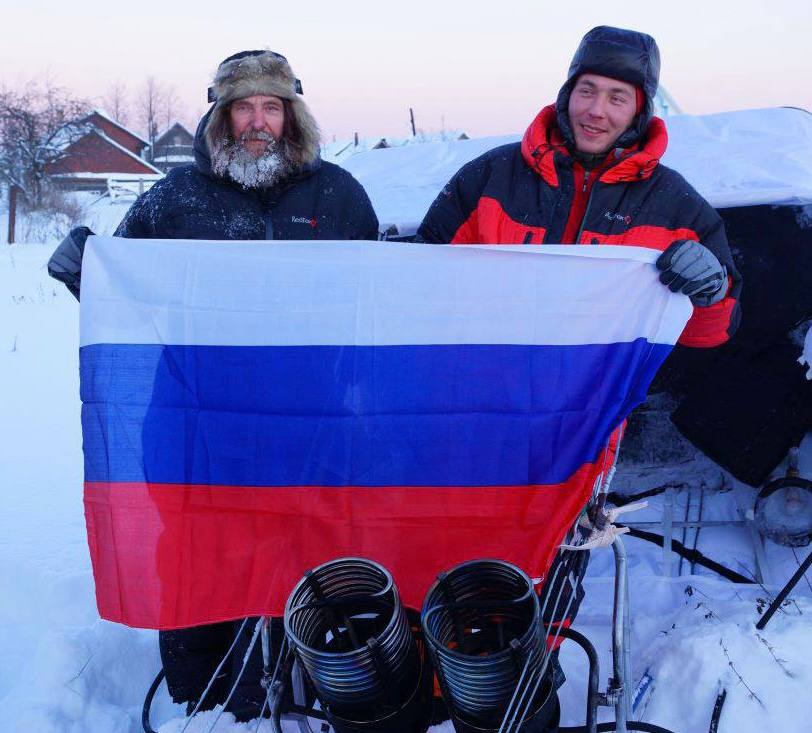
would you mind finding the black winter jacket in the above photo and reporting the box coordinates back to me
[115,111,378,241]
[418,106,742,348]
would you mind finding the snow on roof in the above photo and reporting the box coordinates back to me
[322,131,470,165]
[321,137,388,164]
[661,107,812,208]
[152,154,195,163]
[340,107,812,234]
[90,109,150,146]
[50,172,163,180]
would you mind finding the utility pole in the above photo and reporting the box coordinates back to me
[409,108,416,137]
[7,185,18,245]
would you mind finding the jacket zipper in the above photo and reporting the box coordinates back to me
[574,172,597,244]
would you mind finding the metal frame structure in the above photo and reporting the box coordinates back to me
[142,537,637,733]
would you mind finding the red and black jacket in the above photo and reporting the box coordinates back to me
[417,105,742,348]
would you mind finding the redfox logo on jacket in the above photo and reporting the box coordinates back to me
[604,211,633,226]
[291,215,317,227]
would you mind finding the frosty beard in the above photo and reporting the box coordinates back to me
[210,130,294,189]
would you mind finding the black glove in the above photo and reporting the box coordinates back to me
[656,239,728,307]
[47,226,94,301]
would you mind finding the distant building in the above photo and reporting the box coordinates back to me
[150,122,195,172]
[48,109,162,196]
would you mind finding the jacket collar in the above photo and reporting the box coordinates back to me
[520,104,668,187]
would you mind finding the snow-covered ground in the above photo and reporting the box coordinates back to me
[2,242,811,733]
[3,105,812,730]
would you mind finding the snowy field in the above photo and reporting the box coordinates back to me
[3,105,812,730]
[2,240,811,733]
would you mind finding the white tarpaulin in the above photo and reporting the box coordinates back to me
[342,107,812,233]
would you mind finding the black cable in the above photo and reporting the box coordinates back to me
[756,548,812,630]
[559,721,676,732]
[708,687,727,733]
[621,527,754,585]
[606,486,670,507]
[141,668,165,733]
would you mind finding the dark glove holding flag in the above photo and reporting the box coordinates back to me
[48,226,94,301]
[656,239,728,307]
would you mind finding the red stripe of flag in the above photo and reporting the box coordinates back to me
[84,461,604,629]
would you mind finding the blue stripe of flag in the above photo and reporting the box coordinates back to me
[80,341,669,487]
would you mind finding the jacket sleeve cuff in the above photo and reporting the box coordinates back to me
[677,295,739,348]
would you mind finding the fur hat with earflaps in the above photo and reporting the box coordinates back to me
[204,50,321,169]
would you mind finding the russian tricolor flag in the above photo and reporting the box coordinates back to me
[79,237,691,629]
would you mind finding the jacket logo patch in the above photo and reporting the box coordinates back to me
[291,215,317,227]
[604,211,632,226]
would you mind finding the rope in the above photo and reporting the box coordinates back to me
[204,618,265,733]
[178,617,251,733]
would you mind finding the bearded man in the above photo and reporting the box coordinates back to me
[49,50,378,720]
[49,49,378,294]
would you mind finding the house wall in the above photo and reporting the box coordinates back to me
[48,133,158,175]
[151,124,195,172]
[87,113,146,156]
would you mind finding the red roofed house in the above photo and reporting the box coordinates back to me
[48,110,163,196]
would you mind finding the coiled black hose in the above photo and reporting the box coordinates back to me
[141,668,164,733]
[421,559,549,728]
[284,557,418,717]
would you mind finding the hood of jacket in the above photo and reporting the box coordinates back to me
[521,104,667,187]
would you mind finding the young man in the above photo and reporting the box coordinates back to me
[418,25,741,348]
[417,25,742,672]
[49,50,379,720]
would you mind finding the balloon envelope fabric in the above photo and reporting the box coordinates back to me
[79,237,691,629]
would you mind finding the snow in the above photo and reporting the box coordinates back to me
[55,172,163,181]
[341,107,812,234]
[800,326,812,379]
[0,193,133,246]
[2,241,812,732]
[342,133,517,234]
[628,591,812,731]
[4,104,812,730]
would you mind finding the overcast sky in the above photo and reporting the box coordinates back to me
[2,0,810,141]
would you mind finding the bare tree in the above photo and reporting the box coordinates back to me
[137,76,163,150]
[101,80,130,126]
[0,81,89,209]
[161,83,181,135]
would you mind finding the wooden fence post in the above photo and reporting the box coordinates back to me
[7,184,18,245]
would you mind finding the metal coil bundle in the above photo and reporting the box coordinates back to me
[283,557,420,723]
[421,559,552,732]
